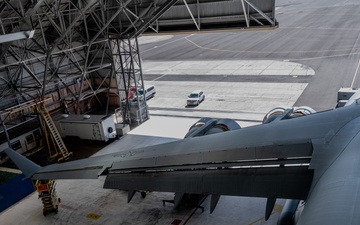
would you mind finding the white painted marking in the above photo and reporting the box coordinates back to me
[142,60,315,76]
[351,60,360,89]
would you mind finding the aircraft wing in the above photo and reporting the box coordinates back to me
[6,103,360,203]
[5,123,314,201]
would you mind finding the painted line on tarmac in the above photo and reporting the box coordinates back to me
[247,204,283,225]
[141,34,194,53]
[351,60,360,89]
[184,35,360,54]
[144,74,312,83]
[149,113,262,123]
[151,73,168,81]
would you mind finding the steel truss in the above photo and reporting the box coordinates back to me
[111,37,148,124]
[0,0,179,123]
[0,0,276,125]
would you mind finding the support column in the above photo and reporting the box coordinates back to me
[110,37,149,125]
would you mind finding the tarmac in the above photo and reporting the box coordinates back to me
[142,60,315,76]
[142,59,314,124]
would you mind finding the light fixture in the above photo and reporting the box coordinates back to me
[0,30,35,44]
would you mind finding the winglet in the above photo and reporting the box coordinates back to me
[4,148,41,178]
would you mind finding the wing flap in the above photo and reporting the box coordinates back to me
[33,167,103,180]
[104,166,313,200]
[110,142,313,171]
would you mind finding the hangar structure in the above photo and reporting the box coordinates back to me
[0,0,277,165]
[0,0,277,215]
[0,0,277,157]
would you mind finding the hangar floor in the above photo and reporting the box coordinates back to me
[1,116,285,225]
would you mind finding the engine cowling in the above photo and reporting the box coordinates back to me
[165,118,242,209]
[184,117,241,138]
[277,199,305,225]
[263,106,316,124]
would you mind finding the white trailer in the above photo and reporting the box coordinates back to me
[337,87,358,107]
[54,114,117,142]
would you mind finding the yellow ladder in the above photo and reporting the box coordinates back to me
[35,103,73,162]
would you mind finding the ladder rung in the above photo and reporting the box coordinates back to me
[40,104,72,161]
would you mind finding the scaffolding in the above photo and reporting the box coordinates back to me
[0,99,70,215]
[34,179,60,216]
[0,98,72,162]
[111,37,149,124]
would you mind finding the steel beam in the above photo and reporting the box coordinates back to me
[244,0,275,25]
[0,30,35,44]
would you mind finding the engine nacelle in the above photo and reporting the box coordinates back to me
[172,118,241,210]
[184,117,241,138]
[293,106,316,116]
[263,106,316,124]
[277,199,305,225]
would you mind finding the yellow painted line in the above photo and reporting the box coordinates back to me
[86,213,101,220]
[273,204,283,213]
[248,214,270,225]
[247,204,283,225]
[351,60,360,89]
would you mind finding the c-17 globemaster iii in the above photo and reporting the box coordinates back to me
[6,90,360,225]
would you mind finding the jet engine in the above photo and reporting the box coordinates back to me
[184,117,241,138]
[263,106,316,124]
[163,118,241,209]
[277,199,305,225]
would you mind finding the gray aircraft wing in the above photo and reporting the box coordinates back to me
[6,102,360,224]
[4,135,313,200]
